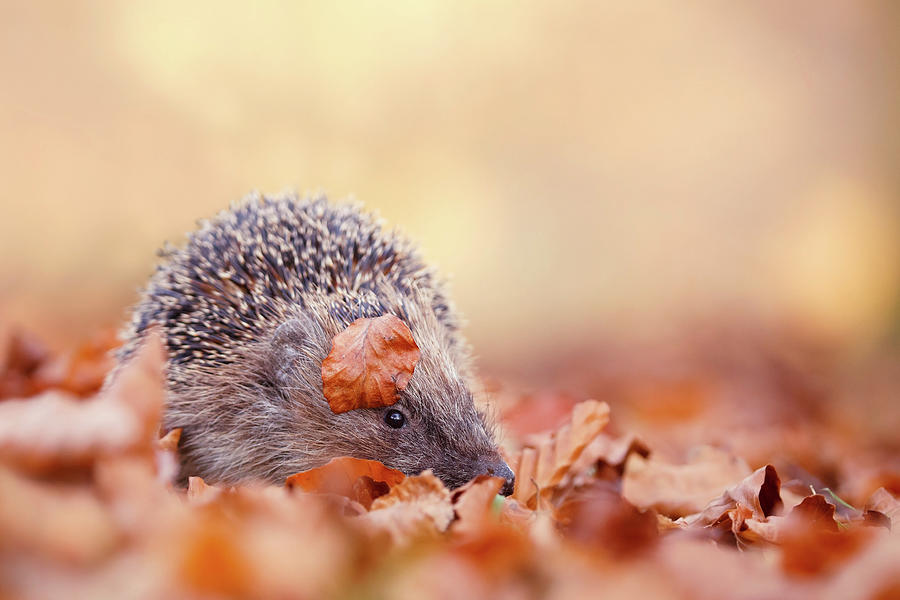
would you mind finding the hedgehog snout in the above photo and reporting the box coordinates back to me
[479,458,515,496]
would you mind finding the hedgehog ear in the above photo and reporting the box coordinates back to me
[268,318,310,387]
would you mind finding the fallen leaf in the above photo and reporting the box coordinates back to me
[451,475,505,535]
[686,464,783,531]
[0,335,165,475]
[0,466,119,564]
[779,523,874,577]
[510,399,611,509]
[286,457,405,508]
[865,487,900,531]
[321,314,420,414]
[188,476,222,504]
[155,428,182,485]
[742,494,838,544]
[556,480,658,557]
[157,428,182,452]
[0,327,51,399]
[365,471,454,543]
[31,328,119,397]
[623,446,751,517]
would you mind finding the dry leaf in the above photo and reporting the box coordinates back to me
[188,476,222,504]
[286,457,406,508]
[865,488,900,531]
[686,464,783,531]
[157,428,182,452]
[622,446,752,516]
[0,466,119,564]
[510,399,610,508]
[743,494,838,544]
[31,328,119,397]
[364,470,454,543]
[451,475,505,535]
[0,327,51,399]
[0,335,165,475]
[321,314,421,414]
[556,480,658,556]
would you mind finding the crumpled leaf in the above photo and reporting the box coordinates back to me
[155,428,182,485]
[286,457,405,508]
[556,480,658,556]
[321,314,421,414]
[0,466,119,564]
[743,494,838,544]
[0,334,165,475]
[510,399,610,508]
[0,327,51,399]
[623,446,751,517]
[451,475,505,535]
[363,470,454,544]
[865,487,899,531]
[32,328,119,397]
[685,464,783,530]
[188,476,222,505]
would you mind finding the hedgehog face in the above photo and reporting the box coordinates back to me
[261,314,514,494]
[373,392,514,495]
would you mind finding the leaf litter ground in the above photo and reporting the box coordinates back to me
[0,325,899,599]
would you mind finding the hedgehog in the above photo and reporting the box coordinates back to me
[110,192,515,494]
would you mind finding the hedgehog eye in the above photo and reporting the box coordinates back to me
[383,408,406,429]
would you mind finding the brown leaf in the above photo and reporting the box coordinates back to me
[0,466,119,564]
[510,399,610,509]
[622,446,751,517]
[154,428,182,486]
[188,476,222,504]
[451,475,505,535]
[364,470,455,543]
[0,327,51,399]
[789,494,839,533]
[31,328,119,397]
[779,523,874,577]
[321,314,421,414]
[157,428,182,452]
[686,464,783,530]
[742,494,838,545]
[285,456,405,508]
[0,334,165,475]
[556,480,658,557]
[865,487,900,531]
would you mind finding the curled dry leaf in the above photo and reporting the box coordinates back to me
[865,488,899,531]
[188,476,222,505]
[0,327,50,399]
[510,399,610,509]
[157,428,182,452]
[155,427,182,484]
[686,464,783,532]
[0,334,165,475]
[31,328,119,397]
[321,314,420,414]
[451,475,505,535]
[743,494,838,544]
[556,480,658,556]
[622,446,751,517]
[364,470,454,544]
[286,457,405,509]
[0,466,119,564]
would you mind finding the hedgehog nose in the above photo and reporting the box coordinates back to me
[484,460,516,497]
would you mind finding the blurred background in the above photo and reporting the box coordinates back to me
[1,2,899,410]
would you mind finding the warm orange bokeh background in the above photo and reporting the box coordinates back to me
[2,2,899,376]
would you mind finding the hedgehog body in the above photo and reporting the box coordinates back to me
[114,193,513,493]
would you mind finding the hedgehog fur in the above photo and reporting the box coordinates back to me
[112,192,514,492]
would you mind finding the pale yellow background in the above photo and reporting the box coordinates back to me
[1,2,898,372]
